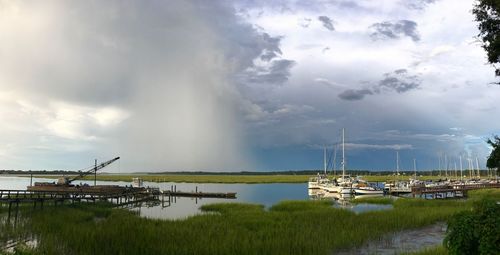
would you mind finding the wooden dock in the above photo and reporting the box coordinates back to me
[162,190,236,199]
[411,182,500,199]
[0,187,159,218]
[0,185,237,219]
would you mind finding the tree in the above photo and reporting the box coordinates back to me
[486,135,500,170]
[473,0,500,79]
[444,198,500,255]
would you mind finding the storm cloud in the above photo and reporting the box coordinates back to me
[338,69,421,101]
[405,0,438,10]
[318,16,335,31]
[0,0,498,172]
[370,20,420,41]
[0,0,265,171]
[378,69,422,93]
[338,89,373,101]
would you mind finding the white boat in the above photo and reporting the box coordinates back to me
[308,175,330,189]
[354,186,384,195]
[352,179,383,195]
[132,177,143,188]
[322,183,341,193]
[339,187,353,194]
[337,129,353,195]
[309,147,332,189]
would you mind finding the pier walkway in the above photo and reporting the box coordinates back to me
[411,182,500,199]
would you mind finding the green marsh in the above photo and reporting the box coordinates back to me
[1,189,498,254]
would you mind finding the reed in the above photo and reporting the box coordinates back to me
[2,189,497,255]
[32,174,311,184]
[403,246,448,255]
[350,196,394,204]
[29,174,444,184]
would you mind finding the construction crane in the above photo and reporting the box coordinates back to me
[57,157,121,185]
[27,157,121,192]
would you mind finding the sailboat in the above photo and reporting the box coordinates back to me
[337,128,353,195]
[308,147,331,189]
[384,151,412,193]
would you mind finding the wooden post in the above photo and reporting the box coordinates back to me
[8,201,12,219]
[94,159,97,186]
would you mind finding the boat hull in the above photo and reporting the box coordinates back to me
[354,188,384,195]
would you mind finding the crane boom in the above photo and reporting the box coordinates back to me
[61,157,120,184]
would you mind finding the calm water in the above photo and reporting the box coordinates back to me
[0,176,391,219]
[0,176,308,219]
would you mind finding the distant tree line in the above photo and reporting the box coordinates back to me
[0,170,81,175]
[0,169,494,176]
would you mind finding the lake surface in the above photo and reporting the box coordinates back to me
[0,176,391,219]
[0,176,308,219]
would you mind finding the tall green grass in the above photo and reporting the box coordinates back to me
[350,196,394,205]
[402,245,448,255]
[2,189,498,255]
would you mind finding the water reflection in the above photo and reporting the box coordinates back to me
[1,176,309,220]
[309,189,394,214]
[1,176,395,219]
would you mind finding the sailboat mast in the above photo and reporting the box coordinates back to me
[454,161,457,179]
[342,128,345,178]
[459,155,463,181]
[445,154,448,178]
[323,146,327,175]
[475,157,480,179]
[413,158,417,178]
[396,151,400,176]
[438,153,441,177]
[333,145,337,176]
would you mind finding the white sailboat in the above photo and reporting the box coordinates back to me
[308,146,330,189]
[385,151,412,193]
[338,128,353,195]
[353,186,383,195]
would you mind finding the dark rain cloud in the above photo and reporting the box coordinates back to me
[338,89,373,101]
[318,16,335,31]
[247,59,296,84]
[338,69,421,101]
[378,69,421,93]
[370,20,420,42]
[405,0,438,10]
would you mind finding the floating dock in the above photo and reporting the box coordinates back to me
[411,182,500,199]
[162,190,236,199]
[0,186,160,217]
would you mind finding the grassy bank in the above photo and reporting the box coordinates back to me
[3,189,497,254]
[404,246,448,255]
[27,174,443,184]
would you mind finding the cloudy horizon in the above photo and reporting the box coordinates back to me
[0,0,498,172]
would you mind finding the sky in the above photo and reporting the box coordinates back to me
[0,0,498,172]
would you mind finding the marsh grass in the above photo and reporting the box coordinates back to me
[402,245,448,255]
[350,196,394,205]
[2,189,497,255]
[29,174,443,184]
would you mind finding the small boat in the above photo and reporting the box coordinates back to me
[339,187,353,195]
[354,186,383,195]
[352,179,383,195]
[309,147,332,189]
[132,177,144,188]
